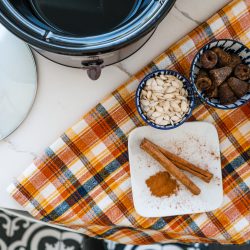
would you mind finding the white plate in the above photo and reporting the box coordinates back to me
[128,122,223,217]
[0,24,37,140]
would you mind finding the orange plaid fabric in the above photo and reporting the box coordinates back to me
[8,0,250,245]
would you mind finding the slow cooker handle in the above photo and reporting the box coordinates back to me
[82,59,104,80]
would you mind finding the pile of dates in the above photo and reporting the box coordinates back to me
[196,47,250,105]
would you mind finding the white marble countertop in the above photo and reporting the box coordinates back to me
[0,0,230,210]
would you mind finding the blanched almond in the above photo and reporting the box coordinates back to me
[176,113,183,119]
[152,112,162,118]
[142,106,150,112]
[140,99,150,106]
[152,85,163,91]
[155,106,164,113]
[163,101,170,112]
[181,88,188,97]
[156,78,165,86]
[163,115,170,121]
[171,116,181,122]
[141,89,147,96]
[164,94,175,99]
[147,110,154,117]
[172,81,181,88]
[155,116,164,124]
[149,101,158,107]
[166,86,176,93]
[168,112,175,118]
[178,80,184,89]
[146,78,153,86]
[152,94,158,101]
[181,101,188,112]
[151,79,157,88]
[167,75,177,81]
[146,90,152,99]
[160,75,168,80]
[154,93,164,97]
[176,95,187,100]
[160,120,170,126]
[145,85,151,91]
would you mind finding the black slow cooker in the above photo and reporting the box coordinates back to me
[0,0,175,79]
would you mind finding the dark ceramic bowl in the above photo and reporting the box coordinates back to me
[135,69,195,130]
[190,39,250,109]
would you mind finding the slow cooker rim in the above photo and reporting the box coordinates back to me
[0,11,155,56]
[0,0,176,55]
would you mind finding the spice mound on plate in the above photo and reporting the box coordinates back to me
[140,75,190,126]
[146,171,179,197]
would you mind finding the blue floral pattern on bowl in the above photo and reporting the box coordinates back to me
[136,70,195,130]
[190,39,250,110]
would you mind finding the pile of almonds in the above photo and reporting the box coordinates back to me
[139,74,190,126]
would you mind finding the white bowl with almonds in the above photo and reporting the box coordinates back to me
[136,70,195,130]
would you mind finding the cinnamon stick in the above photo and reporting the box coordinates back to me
[171,161,212,183]
[140,139,201,195]
[145,139,213,183]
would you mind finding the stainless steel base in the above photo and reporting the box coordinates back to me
[33,30,155,79]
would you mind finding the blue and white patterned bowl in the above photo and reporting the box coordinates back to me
[190,39,250,109]
[136,70,195,130]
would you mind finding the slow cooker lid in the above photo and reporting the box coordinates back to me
[0,0,176,54]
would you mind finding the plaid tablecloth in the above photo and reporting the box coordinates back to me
[8,0,250,245]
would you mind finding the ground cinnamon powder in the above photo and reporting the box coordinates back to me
[146,172,179,197]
